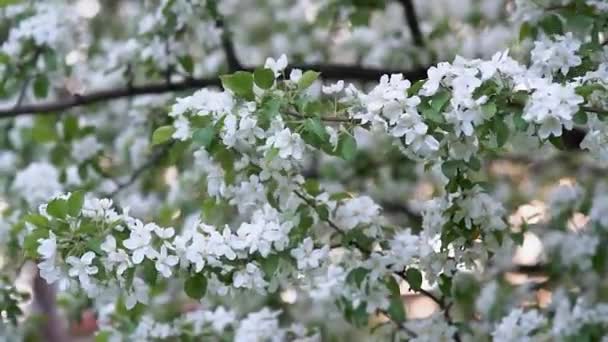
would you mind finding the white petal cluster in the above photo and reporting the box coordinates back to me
[455,186,507,232]
[335,196,381,231]
[290,237,329,271]
[13,162,63,206]
[1,3,82,56]
[353,74,440,155]
[492,308,547,342]
[530,33,582,77]
[523,80,583,139]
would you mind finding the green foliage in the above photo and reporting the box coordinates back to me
[152,125,175,145]
[405,268,423,291]
[220,71,254,100]
[298,71,320,90]
[184,273,208,299]
[337,131,357,161]
[254,68,275,89]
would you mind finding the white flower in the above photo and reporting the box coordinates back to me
[309,265,346,300]
[266,128,305,160]
[205,306,237,333]
[172,115,191,140]
[234,308,285,342]
[290,238,328,270]
[322,80,344,95]
[66,251,98,289]
[37,232,57,260]
[404,313,458,342]
[123,220,154,264]
[264,54,288,76]
[387,229,420,271]
[13,162,62,206]
[233,263,268,293]
[0,150,16,174]
[530,33,582,77]
[169,89,234,118]
[289,69,302,83]
[150,245,179,277]
[420,62,450,96]
[455,186,507,232]
[71,136,102,163]
[154,226,175,239]
[125,277,149,309]
[82,198,119,222]
[100,235,131,276]
[233,205,292,257]
[492,308,547,342]
[335,196,380,230]
[523,81,583,139]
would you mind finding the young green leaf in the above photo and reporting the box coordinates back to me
[405,268,423,291]
[67,190,85,217]
[33,74,49,98]
[337,132,357,161]
[46,198,68,219]
[220,71,254,100]
[254,68,275,89]
[192,126,215,148]
[152,125,175,145]
[184,273,208,299]
[298,71,320,90]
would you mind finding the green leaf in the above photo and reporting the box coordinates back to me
[253,68,275,89]
[469,156,481,171]
[305,118,328,140]
[24,214,49,228]
[421,104,444,123]
[33,74,49,98]
[349,8,372,26]
[63,116,79,141]
[481,102,497,117]
[32,117,58,143]
[494,119,509,147]
[438,274,452,297]
[152,125,175,145]
[23,228,49,258]
[184,273,208,299]
[346,267,370,288]
[178,55,194,74]
[94,331,111,342]
[385,276,406,322]
[539,14,563,35]
[142,259,158,285]
[430,90,451,113]
[519,21,537,41]
[67,190,85,217]
[298,70,320,90]
[337,132,357,161]
[441,160,462,178]
[451,272,480,320]
[192,126,215,148]
[46,198,68,219]
[220,71,254,100]
[573,111,587,125]
[548,135,566,150]
[405,268,423,291]
[260,254,280,278]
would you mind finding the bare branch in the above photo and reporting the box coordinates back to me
[0,64,428,118]
[398,0,425,47]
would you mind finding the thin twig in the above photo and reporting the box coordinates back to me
[108,143,174,198]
